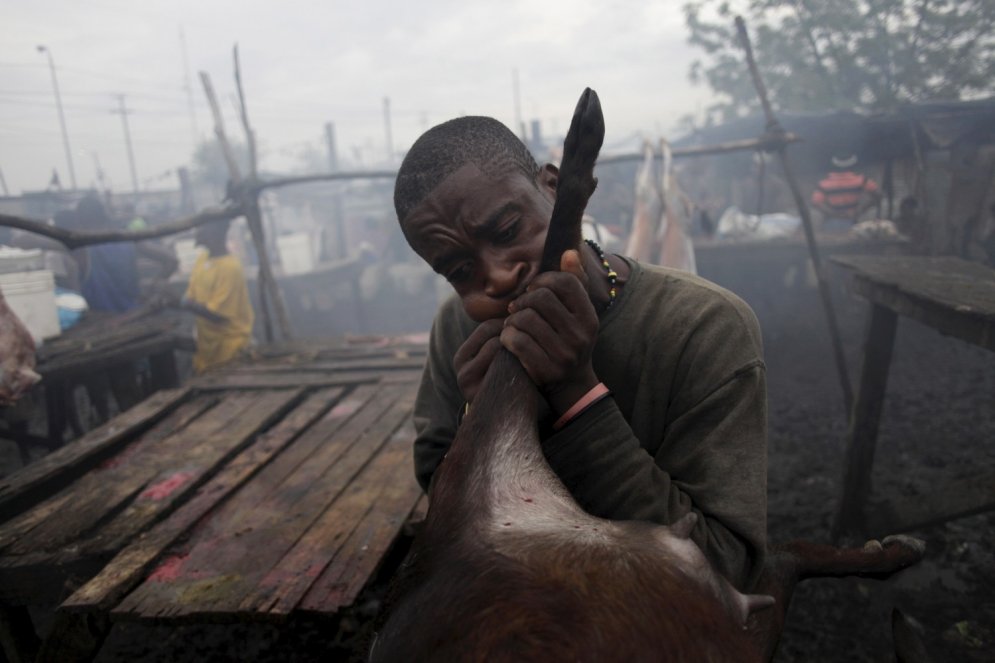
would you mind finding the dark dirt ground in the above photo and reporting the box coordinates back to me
[5,247,994,662]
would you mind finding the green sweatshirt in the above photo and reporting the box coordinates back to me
[413,258,767,590]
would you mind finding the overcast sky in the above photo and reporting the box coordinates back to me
[1,0,716,196]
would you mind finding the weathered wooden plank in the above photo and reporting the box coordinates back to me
[61,388,345,613]
[0,391,300,604]
[227,356,426,373]
[849,275,995,353]
[297,420,422,615]
[832,256,995,352]
[0,387,191,523]
[189,371,384,390]
[109,386,384,620]
[867,471,995,534]
[832,303,899,540]
[0,396,215,554]
[76,389,303,559]
[239,407,417,616]
[2,393,250,556]
[155,385,380,537]
[113,383,412,621]
[39,335,193,382]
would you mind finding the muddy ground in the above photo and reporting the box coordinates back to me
[5,249,994,661]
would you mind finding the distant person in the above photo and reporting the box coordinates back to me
[75,197,177,312]
[184,220,254,373]
[811,154,881,234]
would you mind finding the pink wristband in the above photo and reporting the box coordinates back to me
[553,383,610,431]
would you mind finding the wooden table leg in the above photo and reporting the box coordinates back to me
[0,605,40,663]
[832,303,898,541]
[45,381,72,444]
[148,350,179,391]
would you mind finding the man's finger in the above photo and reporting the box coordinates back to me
[560,249,588,286]
[454,319,503,366]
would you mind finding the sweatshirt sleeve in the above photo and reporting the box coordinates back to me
[540,363,767,590]
[412,298,472,492]
[539,277,768,591]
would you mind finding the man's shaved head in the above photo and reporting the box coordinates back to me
[393,116,540,224]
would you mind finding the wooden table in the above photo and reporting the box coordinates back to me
[830,255,995,539]
[0,337,427,662]
[20,312,194,453]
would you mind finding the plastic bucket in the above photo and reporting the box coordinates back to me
[0,270,60,342]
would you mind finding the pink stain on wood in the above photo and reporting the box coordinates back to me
[99,443,142,470]
[140,471,196,501]
[149,553,189,582]
[329,399,361,419]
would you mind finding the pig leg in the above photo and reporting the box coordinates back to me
[540,87,605,272]
[748,534,925,661]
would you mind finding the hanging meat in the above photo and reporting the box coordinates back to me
[0,288,42,406]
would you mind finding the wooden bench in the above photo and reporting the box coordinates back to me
[830,255,995,539]
[0,339,426,662]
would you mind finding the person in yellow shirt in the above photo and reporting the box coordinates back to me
[184,220,254,373]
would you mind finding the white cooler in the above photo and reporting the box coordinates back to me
[0,270,60,343]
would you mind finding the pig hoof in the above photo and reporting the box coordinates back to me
[882,534,926,556]
[862,539,884,552]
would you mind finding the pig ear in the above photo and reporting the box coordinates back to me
[669,512,697,539]
[733,592,776,625]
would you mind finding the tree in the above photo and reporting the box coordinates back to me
[684,0,995,123]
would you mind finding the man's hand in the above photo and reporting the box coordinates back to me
[501,249,600,415]
[453,319,503,403]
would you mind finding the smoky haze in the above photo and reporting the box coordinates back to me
[0,0,713,194]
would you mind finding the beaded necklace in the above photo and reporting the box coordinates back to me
[584,238,618,311]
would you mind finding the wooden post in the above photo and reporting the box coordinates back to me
[233,46,293,342]
[199,69,290,342]
[735,16,854,416]
[832,303,898,540]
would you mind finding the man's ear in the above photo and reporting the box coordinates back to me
[537,163,559,199]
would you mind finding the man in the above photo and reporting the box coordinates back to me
[74,197,178,313]
[184,220,254,373]
[811,154,882,233]
[395,117,767,590]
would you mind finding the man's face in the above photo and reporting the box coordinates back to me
[401,163,557,322]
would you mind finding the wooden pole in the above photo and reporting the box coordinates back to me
[0,206,241,250]
[232,46,293,342]
[200,67,289,343]
[598,132,802,164]
[735,16,854,415]
[256,170,397,192]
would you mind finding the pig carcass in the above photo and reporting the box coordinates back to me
[0,287,41,406]
[625,139,697,273]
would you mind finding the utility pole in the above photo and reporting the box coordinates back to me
[382,97,394,165]
[112,95,140,195]
[324,121,348,260]
[179,26,200,147]
[324,121,339,172]
[36,45,77,190]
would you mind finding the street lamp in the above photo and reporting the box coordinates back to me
[36,45,77,190]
